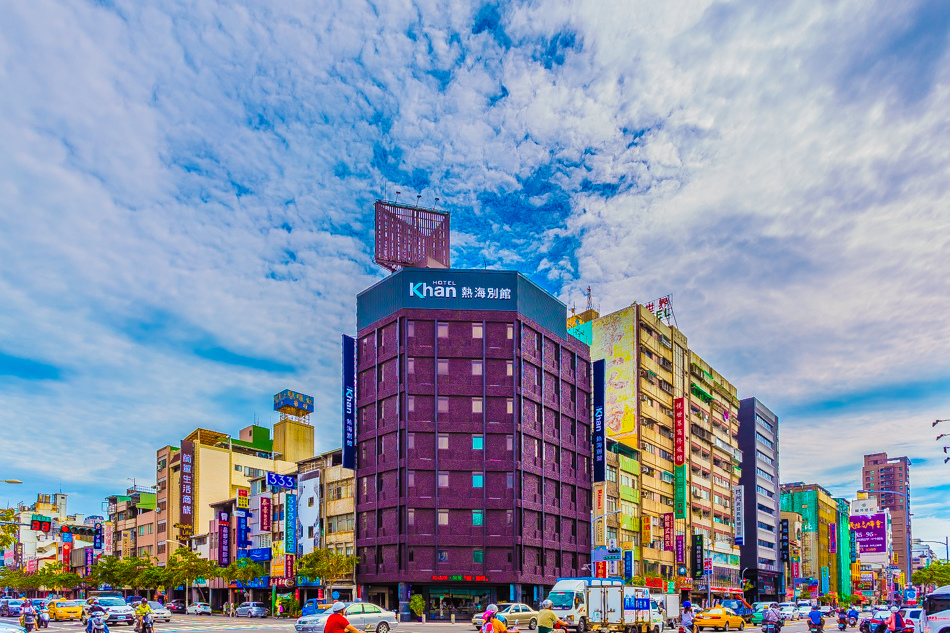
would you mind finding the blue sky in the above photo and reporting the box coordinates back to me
[1,0,949,542]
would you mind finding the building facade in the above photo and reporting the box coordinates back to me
[354,268,593,620]
[737,398,781,602]
[862,453,911,580]
[781,483,852,599]
[571,303,744,602]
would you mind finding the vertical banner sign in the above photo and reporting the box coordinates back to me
[829,523,837,554]
[260,496,272,532]
[733,485,745,546]
[692,535,704,580]
[674,398,688,520]
[236,489,249,509]
[62,542,72,565]
[850,530,858,563]
[663,513,674,551]
[285,554,295,579]
[179,440,195,537]
[780,519,790,562]
[342,334,357,470]
[676,534,685,564]
[821,567,830,594]
[595,561,607,578]
[217,511,231,567]
[236,511,249,548]
[642,517,652,547]
[94,522,103,549]
[122,531,131,558]
[85,548,93,576]
[592,359,606,483]
[285,493,298,555]
[624,550,634,582]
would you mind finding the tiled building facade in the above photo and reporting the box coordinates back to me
[354,269,592,619]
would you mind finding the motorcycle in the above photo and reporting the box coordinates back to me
[850,619,858,628]
[38,608,50,629]
[809,622,824,633]
[138,613,155,633]
[90,612,109,633]
[22,612,37,633]
[839,616,849,631]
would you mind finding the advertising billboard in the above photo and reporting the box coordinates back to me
[342,334,357,470]
[850,513,887,553]
[663,513,674,551]
[676,534,685,564]
[285,493,297,555]
[270,541,284,577]
[674,398,686,465]
[236,489,249,509]
[829,522,837,554]
[179,440,195,536]
[590,308,638,441]
[692,535,704,580]
[592,359,606,482]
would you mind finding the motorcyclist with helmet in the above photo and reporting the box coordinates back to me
[86,599,110,633]
[537,600,568,633]
[134,599,154,632]
[809,604,825,633]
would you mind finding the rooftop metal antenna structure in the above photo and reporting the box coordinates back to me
[586,286,593,311]
[374,199,450,272]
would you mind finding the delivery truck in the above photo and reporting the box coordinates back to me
[547,577,624,633]
[586,585,655,633]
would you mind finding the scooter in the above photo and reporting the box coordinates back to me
[849,619,858,628]
[38,608,50,629]
[22,612,37,633]
[90,612,109,633]
[839,616,849,631]
[138,613,155,633]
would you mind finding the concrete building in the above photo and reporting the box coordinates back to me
[861,452,912,580]
[354,268,593,619]
[912,540,938,573]
[781,483,853,599]
[105,487,156,560]
[850,495,894,603]
[154,445,180,565]
[297,448,357,602]
[737,398,781,602]
[10,493,92,574]
[570,303,744,602]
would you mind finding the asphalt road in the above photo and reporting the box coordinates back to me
[2,615,852,633]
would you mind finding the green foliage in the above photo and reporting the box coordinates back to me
[116,556,156,592]
[220,559,266,587]
[409,595,425,617]
[89,556,125,589]
[166,548,218,606]
[138,565,171,591]
[294,549,358,595]
[279,596,300,617]
[0,509,18,550]
[913,561,950,588]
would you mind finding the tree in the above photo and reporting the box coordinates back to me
[89,556,125,590]
[138,565,172,597]
[220,559,266,588]
[166,548,217,608]
[116,556,155,594]
[294,549,358,602]
[913,561,950,590]
[0,509,18,550]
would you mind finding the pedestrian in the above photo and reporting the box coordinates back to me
[537,600,568,633]
[681,601,696,633]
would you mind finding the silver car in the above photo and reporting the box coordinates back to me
[296,603,399,633]
[147,603,171,623]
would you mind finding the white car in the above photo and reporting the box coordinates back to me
[148,602,171,622]
[296,603,399,633]
[82,598,135,626]
[900,608,923,633]
[780,607,800,621]
[186,603,212,616]
[797,606,812,619]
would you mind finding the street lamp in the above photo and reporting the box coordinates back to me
[916,539,950,563]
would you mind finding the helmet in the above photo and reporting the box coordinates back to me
[771,604,779,608]
[891,607,899,613]
[683,601,692,609]
[141,599,147,604]
[332,602,346,613]
[91,599,99,604]
[486,604,499,615]
[542,600,553,609]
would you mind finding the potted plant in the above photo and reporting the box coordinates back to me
[410,595,425,622]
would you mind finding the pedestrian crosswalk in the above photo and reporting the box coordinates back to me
[43,618,297,633]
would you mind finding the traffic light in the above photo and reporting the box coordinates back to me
[60,524,96,537]
[30,514,51,532]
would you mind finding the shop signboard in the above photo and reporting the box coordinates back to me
[592,359,606,483]
[260,496,272,532]
[676,534,685,563]
[663,513,674,551]
[692,535,704,580]
[780,519,790,562]
[285,493,297,554]
[733,485,745,546]
[236,488,249,509]
[342,334,357,469]
[217,511,231,567]
[829,523,837,554]
[179,440,195,535]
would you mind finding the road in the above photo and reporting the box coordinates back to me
[8,616,850,633]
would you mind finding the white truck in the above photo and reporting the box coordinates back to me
[586,585,655,633]
[653,594,681,628]
[548,577,624,633]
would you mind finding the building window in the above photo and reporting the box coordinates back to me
[438,359,449,375]
[756,467,775,482]
[506,398,513,414]
[408,396,415,413]
[473,435,484,450]
[472,360,483,376]
[473,473,484,488]
[473,510,484,526]
[506,434,513,451]
[472,323,483,339]
[408,471,415,487]
[438,434,449,450]
[408,321,415,337]
[438,550,448,562]
[474,549,484,563]
[408,357,415,374]
[438,397,449,413]
[507,324,514,340]
[606,466,618,482]
[438,322,449,338]
[472,398,483,413]
[234,464,242,472]
[407,432,415,450]
[438,471,449,487]
[507,473,514,489]
[438,510,449,526]
[506,361,513,376]
[407,509,415,526]
[755,431,775,449]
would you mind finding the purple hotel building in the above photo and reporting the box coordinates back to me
[354,268,592,619]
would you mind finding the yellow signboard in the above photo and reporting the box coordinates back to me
[271,541,285,577]
[591,307,638,442]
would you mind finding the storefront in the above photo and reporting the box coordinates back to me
[424,586,496,621]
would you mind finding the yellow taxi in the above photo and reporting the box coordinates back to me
[48,600,83,621]
[695,607,746,631]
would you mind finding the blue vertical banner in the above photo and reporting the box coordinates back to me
[93,522,103,549]
[285,493,297,555]
[592,359,606,483]
[236,511,250,548]
[821,566,829,594]
[624,550,634,582]
[342,334,357,470]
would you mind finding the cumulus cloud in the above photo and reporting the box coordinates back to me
[0,0,948,537]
